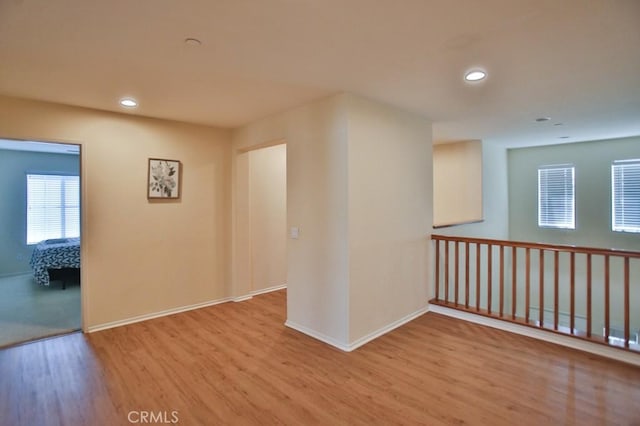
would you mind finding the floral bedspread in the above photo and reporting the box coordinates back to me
[29,238,81,286]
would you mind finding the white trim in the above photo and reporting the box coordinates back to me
[87,297,233,333]
[285,305,430,353]
[285,320,351,351]
[234,283,287,302]
[347,305,430,352]
[429,304,640,367]
[250,283,287,296]
[87,285,288,332]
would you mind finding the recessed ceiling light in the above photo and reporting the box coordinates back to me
[184,38,202,46]
[464,70,486,82]
[554,123,564,126]
[535,117,551,122]
[120,98,138,108]
[559,136,570,139]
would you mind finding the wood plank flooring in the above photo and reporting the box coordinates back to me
[1,290,639,425]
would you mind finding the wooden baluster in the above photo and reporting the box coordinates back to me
[444,241,449,304]
[539,250,544,328]
[455,241,459,306]
[429,235,640,352]
[435,239,440,302]
[512,246,517,320]
[570,252,575,335]
[487,244,493,314]
[500,245,505,318]
[465,241,470,309]
[586,254,592,338]
[554,251,559,331]
[526,247,531,324]
[604,255,610,343]
[476,244,481,311]
[624,257,630,349]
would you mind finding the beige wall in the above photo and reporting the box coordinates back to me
[249,144,287,291]
[233,95,350,345]
[433,140,483,227]
[434,141,508,240]
[0,95,232,329]
[233,93,432,348]
[346,95,432,342]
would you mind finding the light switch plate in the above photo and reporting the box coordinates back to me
[290,227,299,239]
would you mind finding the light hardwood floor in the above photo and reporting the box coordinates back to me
[1,290,639,426]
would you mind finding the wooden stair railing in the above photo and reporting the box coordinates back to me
[431,234,640,352]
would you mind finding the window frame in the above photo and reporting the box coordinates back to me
[611,159,640,234]
[537,164,576,230]
[26,172,81,245]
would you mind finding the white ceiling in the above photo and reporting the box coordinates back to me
[1,0,639,147]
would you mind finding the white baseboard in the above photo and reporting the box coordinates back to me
[251,283,287,296]
[87,285,288,332]
[87,296,233,333]
[284,320,351,351]
[429,304,640,367]
[347,305,430,351]
[285,305,430,353]
[232,295,253,302]
[233,283,287,302]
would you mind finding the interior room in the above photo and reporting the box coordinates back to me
[0,0,639,424]
[0,140,81,347]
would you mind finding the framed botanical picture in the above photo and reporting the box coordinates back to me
[148,158,181,199]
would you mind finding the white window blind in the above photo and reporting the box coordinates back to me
[26,174,80,244]
[612,159,640,233]
[538,165,575,229]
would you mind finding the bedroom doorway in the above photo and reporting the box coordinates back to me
[0,138,82,348]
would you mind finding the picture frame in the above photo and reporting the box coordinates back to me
[147,158,181,199]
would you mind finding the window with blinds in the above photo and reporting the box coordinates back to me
[612,159,640,233]
[26,174,80,244]
[538,165,575,229]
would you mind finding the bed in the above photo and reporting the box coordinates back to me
[30,238,81,287]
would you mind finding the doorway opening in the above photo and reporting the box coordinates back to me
[248,143,287,294]
[0,138,82,347]
[235,142,287,300]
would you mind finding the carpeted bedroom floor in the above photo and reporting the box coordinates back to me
[0,273,80,348]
